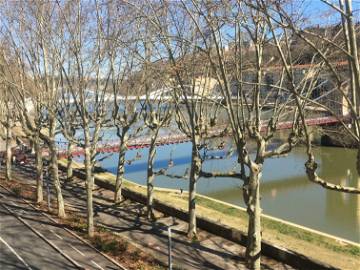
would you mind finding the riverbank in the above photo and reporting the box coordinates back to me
[320,126,358,148]
[59,159,360,270]
[2,162,296,270]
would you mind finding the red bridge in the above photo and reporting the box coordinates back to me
[56,116,348,158]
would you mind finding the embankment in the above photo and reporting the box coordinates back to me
[58,160,360,270]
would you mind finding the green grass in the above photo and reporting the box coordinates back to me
[262,218,359,256]
[59,159,360,259]
[195,195,359,257]
[195,196,246,218]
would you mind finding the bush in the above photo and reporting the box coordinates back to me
[11,186,22,197]
[92,234,128,256]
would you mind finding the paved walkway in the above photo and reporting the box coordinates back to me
[0,181,123,270]
[5,163,294,270]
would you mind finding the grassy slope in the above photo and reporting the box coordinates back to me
[59,160,360,270]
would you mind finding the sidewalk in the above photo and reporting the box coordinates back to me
[7,163,294,270]
[0,182,123,270]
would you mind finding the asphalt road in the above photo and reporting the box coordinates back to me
[0,185,125,270]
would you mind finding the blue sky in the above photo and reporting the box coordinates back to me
[301,0,360,26]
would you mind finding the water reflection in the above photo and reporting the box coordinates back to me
[319,148,360,242]
[97,143,359,242]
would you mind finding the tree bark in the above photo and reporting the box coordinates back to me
[114,143,126,203]
[188,137,201,239]
[66,142,74,182]
[49,141,66,218]
[34,135,43,203]
[84,144,94,237]
[357,146,360,176]
[245,164,262,270]
[5,115,12,181]
[344,0,360,118]
[147,130,158,220]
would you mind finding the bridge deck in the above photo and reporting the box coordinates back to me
[55,116,347,158]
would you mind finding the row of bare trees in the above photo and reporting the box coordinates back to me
[0,1,359,269]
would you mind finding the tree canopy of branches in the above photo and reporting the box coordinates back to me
[0,1,358,269]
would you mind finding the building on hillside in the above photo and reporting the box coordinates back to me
[225,63,353,118]
[191,76,219,97]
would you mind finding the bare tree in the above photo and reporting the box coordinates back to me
[142,75,173,220]
[174,1,330,268]
[0,42,45,202]
[112,96,142,203]
[129,22,175,219]
[58,89,77,183]
[55,0,119,236]
[109,13,145,204]
[0,0,67,217]
[138,1,227,238]
[260,0,360,193]
[20,97,45,204]
[0,79,14,181]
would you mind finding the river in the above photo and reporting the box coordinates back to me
[92,136,359,243]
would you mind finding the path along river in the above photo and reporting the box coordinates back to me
[86,133,359,243]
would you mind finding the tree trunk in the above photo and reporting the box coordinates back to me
[114,145,126,203]
[147,130,158,220]
[84,144,94,237]
[66,142,74,182]
[49,142,66,218]
[344,0,360,117]
[357,145,360,176]
[29,139,34,154]
[34,135,43,203]
[5,116,12,181]
[188,138,201,239]
[245,164,262,270]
